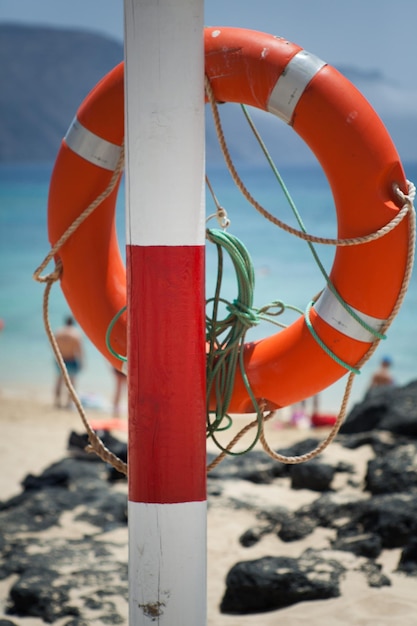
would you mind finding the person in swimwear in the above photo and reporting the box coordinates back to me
[369,356,395,389]
[366,355,395,399]
[54,315,84,408]
[112,366,127,417]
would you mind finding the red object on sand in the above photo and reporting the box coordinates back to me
[89,418,128,432]
[311,413,337,427]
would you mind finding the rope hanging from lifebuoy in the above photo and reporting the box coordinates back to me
[36,27,415,470]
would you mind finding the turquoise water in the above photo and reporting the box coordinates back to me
[1,159,417,412]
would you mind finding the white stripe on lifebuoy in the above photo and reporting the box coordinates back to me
[314,287,385,343]
[65,117,122,170]
[267,50,326,124]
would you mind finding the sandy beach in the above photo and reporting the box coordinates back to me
[1,393,416,626]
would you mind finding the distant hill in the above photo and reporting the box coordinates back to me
[1,24,416,166]
[0,24,123,162]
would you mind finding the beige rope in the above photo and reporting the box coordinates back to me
[207,407,275,472]
[204,74,416,467]
[34,83,416,473]
[205,174,231,229]
[34,145,125,283]
[204,75,410,248]
[33,145,128,475]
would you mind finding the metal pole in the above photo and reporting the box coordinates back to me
[124,0,206,624]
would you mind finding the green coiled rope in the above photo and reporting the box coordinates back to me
[205,227,303,454]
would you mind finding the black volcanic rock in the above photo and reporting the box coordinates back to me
[397,537,417,575]
[0,456,128,622]
[340,380,417,436]
[289,460,335,492]
[4,422,417,619]
[220,552,344,614]
[365,442,417,494]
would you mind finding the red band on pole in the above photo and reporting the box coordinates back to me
[127,244,207,504]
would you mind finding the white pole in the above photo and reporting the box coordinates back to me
[123,1,206,625]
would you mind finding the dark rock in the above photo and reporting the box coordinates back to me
[107,457,128,482]
[2,535,128,620]
[257,505,289,526]
[207,438,332,487]
[75,491,127,529]
[365,443,417,494]
[7,567,78,622]
[278,514,317,542]
[276,437,323,459]
[0,457,129,622]
[68,431,127,462]
[290,461,335,491]
[0,620,19,626]
[207,482,223,497]
[0,537,38,580]
[0,488,73,533]
[239,507,315,546]
[337,431,399,455]
[332,533,382,559]
[359,561,391,588]
[340,387,391,434]
[38,457,106,484]
[239,527,268,548]
[334,461,355,474]
[220,551,344,614]
[397,537,417,575]
[300,492,364,528]
[336,493,417,549]
[382,384,417,436]
[207,450,286,483]
[340,380,417,436]
[0,458,128,537]
[21,469,69,491]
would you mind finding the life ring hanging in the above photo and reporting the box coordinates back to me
[48,26,411,414]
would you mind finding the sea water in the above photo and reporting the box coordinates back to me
[1,159,417,413]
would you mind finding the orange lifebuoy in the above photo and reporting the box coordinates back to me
[48,27,411,414]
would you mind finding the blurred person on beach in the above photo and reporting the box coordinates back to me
[112,367,126,417]
[280,395,319,429]
[367,356,395,396]
[54,315,84,408]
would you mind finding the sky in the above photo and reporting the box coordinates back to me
[1,0,417,87]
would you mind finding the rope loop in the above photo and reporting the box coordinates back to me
[206,174,231,229]
[33,257,63,285]
[204,75,416,469]
[394,180,416,205]
[33,145,127,475]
